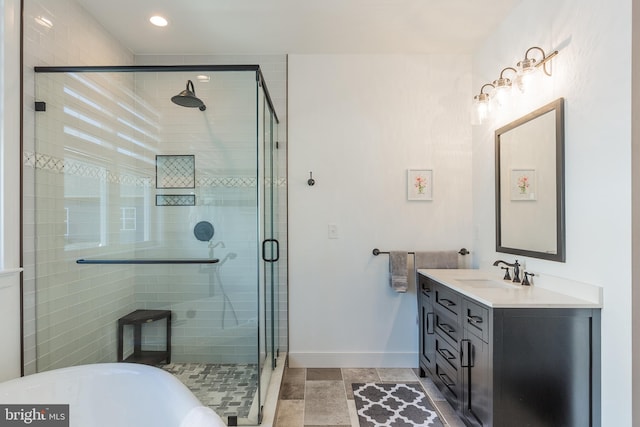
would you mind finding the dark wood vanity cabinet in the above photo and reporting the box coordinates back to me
[418,274,435,375]
[418,273,601,427]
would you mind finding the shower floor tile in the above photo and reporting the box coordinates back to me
[160,362,258,419]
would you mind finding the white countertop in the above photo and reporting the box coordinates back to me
[418,269,602,309]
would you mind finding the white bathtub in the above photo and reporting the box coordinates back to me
[0,363,226,427]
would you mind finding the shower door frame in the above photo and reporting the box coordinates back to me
[29,64,281,425]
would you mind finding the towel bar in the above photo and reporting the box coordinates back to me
[372,248,470,256]
[77,258,219,264]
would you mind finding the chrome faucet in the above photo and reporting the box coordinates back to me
[492,259,520,283]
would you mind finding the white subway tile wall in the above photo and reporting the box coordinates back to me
[23,0,136,374]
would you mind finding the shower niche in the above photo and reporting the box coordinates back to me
[28,66,283,425]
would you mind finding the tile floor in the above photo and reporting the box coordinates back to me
[274,367,466,427]
[160,363,258,420]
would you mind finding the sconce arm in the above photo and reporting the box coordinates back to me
[525,46,559,76]
[499,67,517,79]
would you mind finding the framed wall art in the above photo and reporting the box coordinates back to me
[407,169,433,201]
[510,169,537,201]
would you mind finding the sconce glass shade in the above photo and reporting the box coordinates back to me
[516,59,538,93]
[492,77,512,107]
[516,49,546,93]
[491,67,517,107]
[471,93,492,125]
[471,83,495,125]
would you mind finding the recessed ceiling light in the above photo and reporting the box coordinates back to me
[149,15,168,27]
[196,75,211,83]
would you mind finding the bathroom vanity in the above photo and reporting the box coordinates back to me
[417,269,601,427]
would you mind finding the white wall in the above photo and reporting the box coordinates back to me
[633,0,640,422]
[288,54,472,367]
[472,0,632,425]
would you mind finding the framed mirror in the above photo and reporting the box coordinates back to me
[495,98,565,262]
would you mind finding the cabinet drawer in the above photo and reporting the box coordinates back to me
[435,310,461,344]
[418,274,435,302]
[434,359,460,404]
[464,299,489,343]
[418,274,435,299]
[435,285,461,318]
[435,335,459,372]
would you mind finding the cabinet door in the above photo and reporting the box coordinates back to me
[493,309,597,427]
[419,291,435,375]
[462,333,491,427]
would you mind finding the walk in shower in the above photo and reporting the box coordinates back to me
[26,65,283,425]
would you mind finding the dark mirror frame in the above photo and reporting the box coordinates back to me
[495,97,566,262]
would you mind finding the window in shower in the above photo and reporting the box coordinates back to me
[120,208,136,230]
[63,161,107,250]
[119,174,150,243]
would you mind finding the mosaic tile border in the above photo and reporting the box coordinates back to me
[24,151,152,186]
[198,176,258,188]
[24,151,286,188]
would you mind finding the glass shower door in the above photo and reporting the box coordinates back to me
[264,100,278,371]
[29,67,276,426]
[256,80,279,422]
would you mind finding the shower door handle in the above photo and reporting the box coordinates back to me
[262,239,280,262]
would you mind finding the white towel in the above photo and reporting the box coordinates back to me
[414,251,459,269]
[389,251,408,293]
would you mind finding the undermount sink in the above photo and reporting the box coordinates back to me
[455,279,522,289]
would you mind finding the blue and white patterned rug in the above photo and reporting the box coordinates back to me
[352,383,444,427]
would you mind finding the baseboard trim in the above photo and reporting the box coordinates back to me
[287,352,418,368]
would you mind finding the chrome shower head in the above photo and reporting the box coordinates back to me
[171,80,206,111]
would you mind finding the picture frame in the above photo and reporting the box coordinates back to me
[510,169,537,201]
[407,169,433,201]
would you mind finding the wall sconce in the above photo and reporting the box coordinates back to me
[516,46,558,93]
[471,83,494,126]
[472,45,559,125]
[519,46,558,76]
[492,67,517,106]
